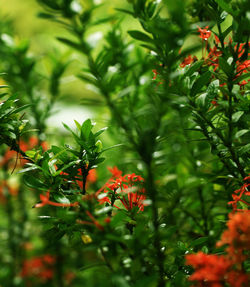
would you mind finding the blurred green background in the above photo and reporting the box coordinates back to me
[0,0,141,130]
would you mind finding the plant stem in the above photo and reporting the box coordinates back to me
[146,162,165,287]
[100,247,113,272]
[197,187,209,236]
[6,192,16,285]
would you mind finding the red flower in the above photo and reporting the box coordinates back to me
[98,168,146,212]
[197,26,211,40]
[206,46,222,71]
[180,55,197,68]
[217,212,250,264]
[108,166,122,178]
[238,80,249,88]
[186,252,231,283]
[226,270,249,287]
[21,254,56,282]
[235,42,250,60]
[228,176,250,212]
[214,34,220,44]
[211,100,218,107]
[186,212,250,287]
[119,188,146,211]
[236,60,250,77]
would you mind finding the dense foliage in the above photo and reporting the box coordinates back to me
[0,0,249,286]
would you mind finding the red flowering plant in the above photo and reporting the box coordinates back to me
[228,175,250,212]
[20,254,56,284]
[176,4,249,185]
[97,167,146,213]
[1,0,250,287]
[186,212,250,287]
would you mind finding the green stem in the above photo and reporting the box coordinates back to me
[100,247,113,272]
[146,162,165,287]
[6,192,17,285]
[55,242,65,287]
[197,187,209,236]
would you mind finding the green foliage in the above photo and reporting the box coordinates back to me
[0,0,249,286]
[0,88,29,145]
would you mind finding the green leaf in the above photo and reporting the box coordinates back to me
[94,127,108,137]
[74,120,81,132]
[6,131,16,139]
[115,8,134,16]
[48,159,57,175]
[57,37,84,52]
[184,61,203,77]
[214,0,237,17]
[232,111,244,123]
[51,146,70,163]
[219,57,232,77]
[53,159,81,176]
[238,143,250,155]
[37,12,56,19]
[95,140,102,152]
[0,123,14,130]
[81,119,92,141]
[77,74,97,86]
[235,129,249,138]
[62,123,83,146]
[53,193,70,204]
[196,93,208,109]
[101,143,123,153]
[93,157,105,165]
[18,164,42,174]
[222,25,233,39]
[191,71,211,97]
[23,174,48,190]
[191,237,209,247]
[127,30,153,43]
[8,104,31,116]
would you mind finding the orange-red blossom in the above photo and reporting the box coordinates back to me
[186,212,250,287]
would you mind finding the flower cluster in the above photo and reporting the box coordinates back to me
[217,212,250,264]
[21,254,56,283]
[98,167,146,212]
[186,212,250,287]
[180,55,197,68]
[186,252,231,285]
[180,26,250,88]
[228,175,250,212]
[197,26,211,41]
